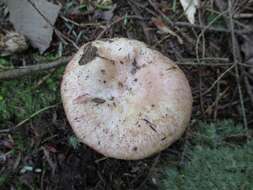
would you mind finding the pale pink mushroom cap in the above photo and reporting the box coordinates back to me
[61,38,192,160]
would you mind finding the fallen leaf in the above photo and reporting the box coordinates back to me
[6,0,61,53]
[179,0,199,24]
[151,17,183,44]
[152,17,176,34]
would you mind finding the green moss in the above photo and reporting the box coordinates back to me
[0,67,64,127]
[68,135,81,149]
[0,174,9,187]
[160,121,253,190]
[192,120,248,148]
[0,57,13,70]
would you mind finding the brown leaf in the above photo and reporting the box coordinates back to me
[151,17,183,44]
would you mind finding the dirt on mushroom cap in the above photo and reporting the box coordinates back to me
[61,38,192,160]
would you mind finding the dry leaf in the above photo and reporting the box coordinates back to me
[151,17,183,44]
[6,0,61,53]
[179,0,199,24]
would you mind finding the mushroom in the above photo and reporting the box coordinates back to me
[61,38,192,160]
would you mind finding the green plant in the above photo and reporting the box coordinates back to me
[0,174,9,187]
[0,57,13,70]
[160,120,253,190]
[68,135,80,149]
[0,67,64,127]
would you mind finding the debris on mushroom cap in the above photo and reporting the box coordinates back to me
[61,38,192,160]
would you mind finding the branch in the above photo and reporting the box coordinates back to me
[0,56,71,80]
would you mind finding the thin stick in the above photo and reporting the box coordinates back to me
[175,61,233,66]
[136,153,160,189]
[96,15,145,40]
[0,56,71,80]
[148,0,173,25]
[128,0,157,17]
[196,10,228,64]
[16,104,58,127]
[214,69,221,119]
[244,75,253,106]
[228,1,248,130]
[202,64,235,96]
[128,0,151,44]
[173,21,251,34]
[0,104,58,133]
[146,0,199,49]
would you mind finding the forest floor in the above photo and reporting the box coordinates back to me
[0,0,253,189]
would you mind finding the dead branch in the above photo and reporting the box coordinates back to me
[0,56,71,80]
[173,21,252,34]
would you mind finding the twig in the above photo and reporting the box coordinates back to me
[214,69,221,119]
[0,56,71,80]
[32,68,57,89]
[199,70,204,115]
[16,104,58,128]
[219,98,250,110]
[146,0,198,48]
[173,21,251,34]
[227,1,248,130]
[179,127,191,167]
[136,153,160,189]
[0,128,11,133]
[96,15,145,40]
[202,64,235,96]
[234,13,253,18]
[198,3,206,64]
[244,75,253,106]
[206,7,251,30]
[175,61,234,66]
[41,146,57,175]
[128,0,151,44]
[0,104,58,133]
[152,34,173,48]
[196,10,229,64]
[148,0,173,25]
[128,0,157,17]
[205,86,230,116]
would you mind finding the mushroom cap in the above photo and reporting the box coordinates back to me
[61,38,192,160]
